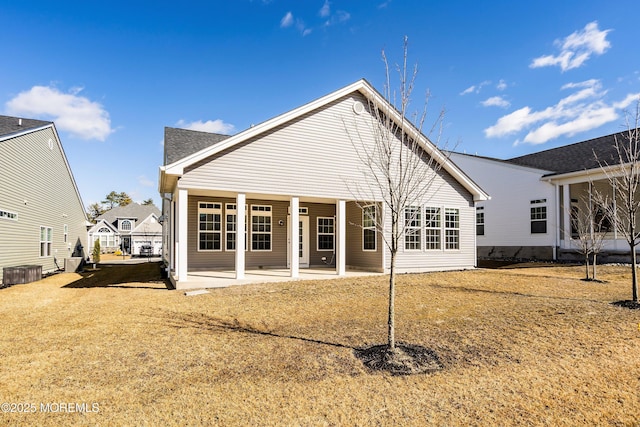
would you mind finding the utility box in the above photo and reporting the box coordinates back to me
[2,265,43,286]
[64,257,83,273]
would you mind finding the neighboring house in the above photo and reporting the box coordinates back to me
[159,79,489,289]
[88,203,162,256]
[0,115,88,281]
[450,129,639,262]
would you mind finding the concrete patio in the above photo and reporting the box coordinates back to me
[171,268,383,290]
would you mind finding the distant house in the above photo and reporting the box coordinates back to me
[88,203,162,256]
[0,115,88,281]
[450,130,639,262]
[159,79,489,289]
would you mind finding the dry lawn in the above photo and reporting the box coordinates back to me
[1,262,639,426]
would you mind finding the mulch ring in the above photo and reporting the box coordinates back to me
[354,342,443,376]
[611,300,640,310]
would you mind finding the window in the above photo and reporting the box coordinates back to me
[362,205,376,251]
[531,199,547,234]
[0,209,18,221]
[317,217,335,251]
[476,206,485,236]
[404,206,421,250]
[226,203,247,251]
[120,220,132,231]
[251,205,272,251]
[64,224,68,243]
[198,202,222,251]
[425,207,441,250]
[445,208,460,250]
[40,226,52,257]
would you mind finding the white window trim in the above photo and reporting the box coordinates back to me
[444,207,460,251]
[0,209,18,221]
[120,219,132,231]
[425,206,442,251]
[40,226,52,258]
[317,216,335,252]
[225,203,248,252]
[476,206,485,236]
[198,202,222,252]
[530,199,548,235]
[362,204,377,252]
[251,204,272,252]
[404,206,422,251]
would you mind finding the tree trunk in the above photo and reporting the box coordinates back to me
[631,244,638,303]
[388,250,396,350]
[584,253,590,280]
[592,253,597,281]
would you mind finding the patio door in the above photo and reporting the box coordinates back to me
[287,215,309,268]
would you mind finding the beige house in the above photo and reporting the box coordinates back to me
[159,80,489,289]
[0,115,88,282]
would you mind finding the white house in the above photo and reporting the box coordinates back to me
[87,203,162,256]
[159,79,489,289]
[451,129,640,262]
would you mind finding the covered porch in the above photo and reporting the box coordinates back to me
[165,189,383,290]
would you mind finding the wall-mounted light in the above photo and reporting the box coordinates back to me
[278,220,284,226]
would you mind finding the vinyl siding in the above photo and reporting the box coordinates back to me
[346,201,383,271]
[0,127,88,278]
[450,153,557,248]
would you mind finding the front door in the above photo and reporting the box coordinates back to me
[287,215,309,268]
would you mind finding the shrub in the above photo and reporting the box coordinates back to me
[92,239,101,263]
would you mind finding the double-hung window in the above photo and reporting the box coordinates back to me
[225,203,247,251]
[530,199,547,234]
[425,207,441,250]
[404,206,421,250]
[317,217,335,251]
[40,226,52,257]
[445,208,460,250]
[251,205,272,251]
[198,202,222,251]
[476,206,485,236]
[362,205,376,251]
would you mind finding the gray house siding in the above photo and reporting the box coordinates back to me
[0,125,87,278]
[180,93,384,200]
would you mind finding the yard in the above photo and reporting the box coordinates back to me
[0,262,639,426]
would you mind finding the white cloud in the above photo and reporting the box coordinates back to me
[484,79,640,144]
[460,80,490,95]
[5,85,113,141]
[280,12,294,28]
[319,0,330,17]
[530,21,611,72]
[496,79,507,91]
[482,96,510,108]
[176,119,235,134]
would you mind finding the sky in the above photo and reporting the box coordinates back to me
[3,1,640,209]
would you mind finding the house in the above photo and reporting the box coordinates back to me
[450,129,638,262]
[158,79,489,289]
[0,115,88,282]
[87,203,162,256]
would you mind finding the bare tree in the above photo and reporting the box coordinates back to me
[570,191,608,281]
[345,37,448,352]
[593,102,640,302]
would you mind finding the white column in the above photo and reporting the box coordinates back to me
[235,193,246,279]
[562,184,571,246]
[176,188,188,282]
[336,200,346,276]
[290,197,299,278]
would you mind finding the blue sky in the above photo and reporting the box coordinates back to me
[3,1,640,208]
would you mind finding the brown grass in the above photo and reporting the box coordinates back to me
[1,263,639,426]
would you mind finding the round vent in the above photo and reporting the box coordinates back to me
[353,101,364,115]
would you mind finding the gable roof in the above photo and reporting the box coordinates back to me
[88,219,118,234]
[160,79,489,201]
[0,115,52,140]
[507,131,625,175]
[96,203,161,224]
[164,127,230,165]
[131,213,162,234]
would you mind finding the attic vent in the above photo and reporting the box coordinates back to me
[48,138,54,150]
[353,101,364,115]
[18,118,22,126]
